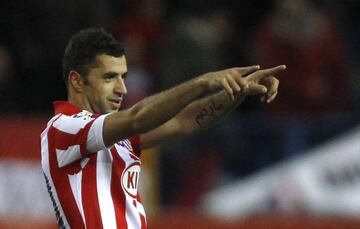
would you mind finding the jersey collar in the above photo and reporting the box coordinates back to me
[53,101,82,115]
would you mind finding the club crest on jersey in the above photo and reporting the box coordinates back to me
[118,139,134,153]
[121,162,141,198]
[73,110,93,119]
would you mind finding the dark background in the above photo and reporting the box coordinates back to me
[1,0,360,209]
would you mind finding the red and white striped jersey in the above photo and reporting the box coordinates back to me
[40,101,146,229]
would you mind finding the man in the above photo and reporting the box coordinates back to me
[40,27,286,229]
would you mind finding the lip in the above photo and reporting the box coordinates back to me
[108,99,122,110]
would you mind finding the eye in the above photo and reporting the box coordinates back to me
[102,73,117,82]
[103,76,113,82]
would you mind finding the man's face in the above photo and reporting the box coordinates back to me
[83,54,128,114]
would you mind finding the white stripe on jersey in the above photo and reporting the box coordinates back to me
[68,171,86,226]
[41,119,71,228]
[96,150,117,228]
[56,145,81,167]
[125,197,141,229]
[41,115,61,169]
[136,200,146,217]
[53,115,93,134]
[87,114,108,152]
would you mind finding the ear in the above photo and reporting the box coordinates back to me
[68,70,85,92]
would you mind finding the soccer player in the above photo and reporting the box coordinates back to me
[40,28,286,228]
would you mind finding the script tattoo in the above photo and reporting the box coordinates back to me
[195,98,224,127]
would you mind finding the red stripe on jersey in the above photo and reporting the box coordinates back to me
[52,119,95,152]
[129,135,141,157]
[140,213,147,229]
[53,119,95,157]
[110,147,128,229]
[52,121,92,174]
[48,126,85,228]
[53,128,80,149]
[82,153,103,229]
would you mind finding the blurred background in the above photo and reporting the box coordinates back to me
[1,0,360,228]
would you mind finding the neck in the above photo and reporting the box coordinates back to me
[67,92,93,113]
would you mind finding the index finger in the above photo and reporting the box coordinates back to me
[255,65,286,80]
[233,65,261,76]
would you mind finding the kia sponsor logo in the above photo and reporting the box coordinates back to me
[121,162,141,198]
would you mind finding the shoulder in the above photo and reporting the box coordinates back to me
[52,111,98,134]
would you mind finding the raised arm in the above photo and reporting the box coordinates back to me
[139,65,286,149]
[102,65,264,147]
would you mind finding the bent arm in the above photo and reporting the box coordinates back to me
[139,90,246,149]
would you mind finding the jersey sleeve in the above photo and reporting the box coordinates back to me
[87,114,109,152]
[52,112,108,168]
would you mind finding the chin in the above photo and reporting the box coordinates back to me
[109,108,120,113]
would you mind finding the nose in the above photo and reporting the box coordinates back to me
[114,77,127,95]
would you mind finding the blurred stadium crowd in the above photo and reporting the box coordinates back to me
[0,0,360,215]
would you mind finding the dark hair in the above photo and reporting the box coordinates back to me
[62,27,125,83]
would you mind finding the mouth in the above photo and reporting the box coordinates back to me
[108,98,122,110]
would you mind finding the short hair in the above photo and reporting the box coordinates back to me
[62,27,125,83]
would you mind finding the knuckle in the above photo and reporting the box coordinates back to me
[239,79,247,85]
[228,69,238,76]
[228,76,235,82]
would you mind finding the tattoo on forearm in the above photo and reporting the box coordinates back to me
[195,98,224,127]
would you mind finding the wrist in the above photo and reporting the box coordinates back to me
[194,74,210,92]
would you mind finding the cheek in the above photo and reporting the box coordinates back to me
[86,87,104,105]
[93,84,107,97]
[103,84,116,95]
[97,85,113,102]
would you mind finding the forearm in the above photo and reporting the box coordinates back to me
[104,76,209,145]
[130,77,208,131]
[178,90,247,134]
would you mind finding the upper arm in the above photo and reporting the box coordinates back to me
[102,110,179,150]
[103,102,182,148]
[102,109,139,147]
[103,105,194,150]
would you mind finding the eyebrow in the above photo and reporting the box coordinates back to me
[102,71,119,78]
[102,71,128,79]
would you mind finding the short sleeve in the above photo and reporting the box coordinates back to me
[87,114,110,152]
